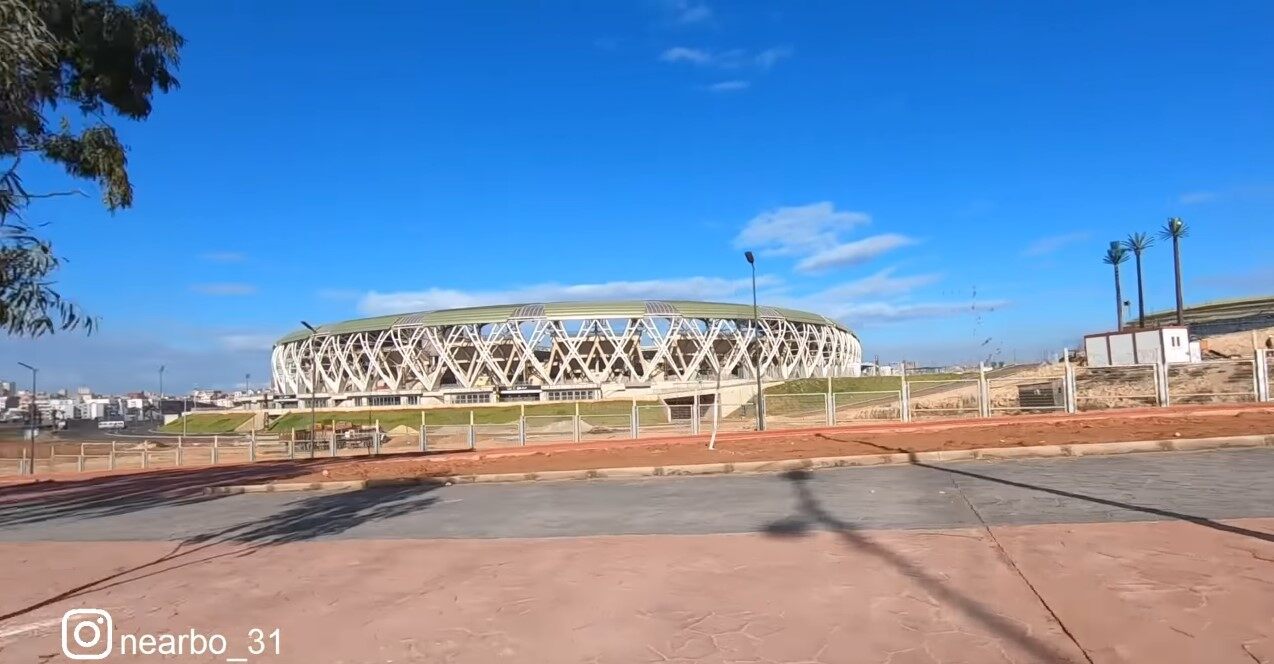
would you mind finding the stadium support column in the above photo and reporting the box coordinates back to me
[745,251,765,431]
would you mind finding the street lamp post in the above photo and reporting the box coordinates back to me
[301,321,320,459]
[158,365,165,423]
[744,251,765,431]
[17,362,37,474]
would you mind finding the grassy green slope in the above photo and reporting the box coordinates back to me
[159,413,254,434]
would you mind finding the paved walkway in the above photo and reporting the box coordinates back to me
[0,449,1271,662]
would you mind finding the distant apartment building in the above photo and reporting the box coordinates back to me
[77,398,114,420]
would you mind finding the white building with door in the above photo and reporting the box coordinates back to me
[1084,327,1196,366]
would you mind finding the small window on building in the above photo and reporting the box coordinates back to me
[368,395,400,407]
[546,389,598,402]
[450,392,491,405]
[403,395,420,405]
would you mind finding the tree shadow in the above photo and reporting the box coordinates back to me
[763,470,1082,663]
[815,433,1274,544]
[0,482,442,622]
[0,460,341,528]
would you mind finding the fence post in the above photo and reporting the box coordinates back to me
[20,448,28,475]
[1157,361,1170,407]
[374,420,381,455]
[519,404,526,446]
[425,410,435,453]
[142,445,148,469]
[1063,348,1077,413]
[77,454,85,473]
[978,363,990,418]
[830,392,838,427]
[177,437,184,466]
[468,410,476,450]
[1256,350,1270,402]
[900,363,911,422]
[109,446,116,470]
[289,428,296,460]
[331,419,338,458]
[631,399,638,438]
[249,430,257,462]
[212,437,219,465]
[573,402,581,442]
[691,392,700,435]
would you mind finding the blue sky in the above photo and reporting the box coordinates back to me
[4,0,1272,392]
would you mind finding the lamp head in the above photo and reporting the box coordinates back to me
[744,251,755,264]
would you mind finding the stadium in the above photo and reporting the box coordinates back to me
[271,300,862,407]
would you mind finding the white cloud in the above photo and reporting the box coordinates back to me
[795,233,917,273]
[672,1,712,24]
[660,47,713,65]
[707,80,750,92]
[734,202,870,257]
[814,268,941,299]
[1021,231,1090,257]
[755,46,793,70]
[358,276,781,316]
[1179,191,1216,205]
[199,251,246,263]
[190,282,257,296]
[659,46,792,71]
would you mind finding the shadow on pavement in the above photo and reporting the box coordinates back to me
[816,433,1274,544]
[763,470,1083,664]
[0,461,338,528]
[0,483,442,621]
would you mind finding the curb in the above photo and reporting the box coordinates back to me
[202,433,1274,495]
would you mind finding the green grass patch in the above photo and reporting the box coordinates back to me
[159,413,253,434]
[267,400,665,432]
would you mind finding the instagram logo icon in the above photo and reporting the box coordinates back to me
[61,609,114,660]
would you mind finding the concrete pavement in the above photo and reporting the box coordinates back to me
[0,449,1271,663]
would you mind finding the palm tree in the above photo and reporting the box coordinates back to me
[1159,217,1189,325]
[1122,232,1154,328]
[1103,241,1129,330]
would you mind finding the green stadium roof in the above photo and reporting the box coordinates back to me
[276,300,852,345]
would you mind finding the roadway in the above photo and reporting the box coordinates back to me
[2,448,1272,542]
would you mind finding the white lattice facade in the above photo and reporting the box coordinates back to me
[271,301,861,403]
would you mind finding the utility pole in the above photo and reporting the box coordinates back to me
[158,365,165,423]
[17,362,37,474]
[744,251,765,431]
[301,321,320,459]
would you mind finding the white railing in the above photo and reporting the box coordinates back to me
[4,355,1270,478]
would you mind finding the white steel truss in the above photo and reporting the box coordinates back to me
[272,313,862,397]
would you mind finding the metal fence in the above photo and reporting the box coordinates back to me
[3,352,1271,477]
